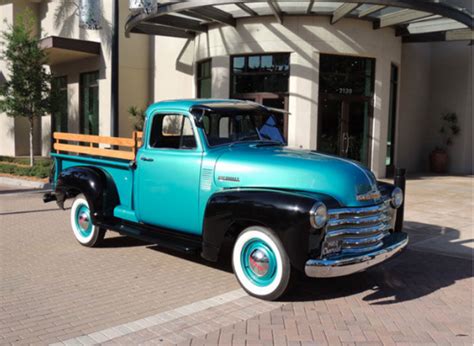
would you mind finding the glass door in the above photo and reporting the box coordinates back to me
[318,54,375,167]
[318,97,343,156]
[318,96,372,166]
[346,100,371,165]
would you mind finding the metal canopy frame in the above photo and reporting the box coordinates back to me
[125,0,473,43]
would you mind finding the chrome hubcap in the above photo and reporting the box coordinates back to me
[249,249,270,277]
[78,212,90,230]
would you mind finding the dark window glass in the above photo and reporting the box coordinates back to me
[150,115,197,149]
[319,54,375,97]
[202,111,285,147]
[233,57,245,73]
[197,59,212,98]
[80,71,99,135]
[248,56,260,70]
[261,55,272,71]
[52,76,68,133]
[231,54,290,94]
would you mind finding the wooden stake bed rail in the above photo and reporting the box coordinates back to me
[53,132,143,161]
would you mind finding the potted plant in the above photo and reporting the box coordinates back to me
[430,112,460,173]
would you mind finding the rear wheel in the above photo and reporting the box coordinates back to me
[70,194,106,247]
[232,226,291,301]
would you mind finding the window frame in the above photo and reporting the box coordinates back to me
[51,75,68,134]
[196,59,212,98]
[148,113,199,151]
[230,53,291,96]
[200,111,285,148]
[79,70,99,135]
[318,53,376,97]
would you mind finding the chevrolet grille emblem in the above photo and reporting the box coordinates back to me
[356,189,381,201]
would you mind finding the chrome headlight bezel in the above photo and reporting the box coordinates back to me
[310,202,328,229]
[391,187,404,209]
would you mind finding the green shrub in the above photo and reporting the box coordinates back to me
[0,157,52,178]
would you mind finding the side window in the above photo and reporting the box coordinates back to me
[149,115,197,149]
[219,117,230,138]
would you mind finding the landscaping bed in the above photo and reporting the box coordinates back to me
[0,156,52,180]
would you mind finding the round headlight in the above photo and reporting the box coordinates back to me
[310,202,328,229]
[391,187,404,209]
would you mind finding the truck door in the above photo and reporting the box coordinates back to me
[136,113,203,235]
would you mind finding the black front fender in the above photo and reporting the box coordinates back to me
[201,189,338,271]
[55,166,119,222]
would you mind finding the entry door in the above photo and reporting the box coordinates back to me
[318,96,372,166]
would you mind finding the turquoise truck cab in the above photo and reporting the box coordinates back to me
[45,99,408,300]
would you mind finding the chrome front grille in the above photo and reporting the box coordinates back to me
[321,201,394,257]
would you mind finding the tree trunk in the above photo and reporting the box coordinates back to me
[29,117,34,167]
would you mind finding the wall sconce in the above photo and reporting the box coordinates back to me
[79,0,102,30]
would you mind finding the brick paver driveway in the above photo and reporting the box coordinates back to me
[0,176,472,345]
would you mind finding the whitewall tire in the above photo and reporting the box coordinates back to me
[70,194,106,247]
[232,226,291,301]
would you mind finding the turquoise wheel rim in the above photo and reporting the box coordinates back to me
[240,238,277,287]
[75,203,92,238]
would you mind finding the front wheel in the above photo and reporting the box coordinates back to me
[232,226,291,301]
[70,194,106,247]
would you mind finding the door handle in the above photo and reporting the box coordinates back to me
[140,157,154,162]
[342,133,349,155]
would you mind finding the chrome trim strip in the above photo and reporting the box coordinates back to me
[305,233,409,278]
[327,214,391,227]
[328,204,389,217]
[341,232,387,246]
[325,223,389,239]
[340,242,384,255]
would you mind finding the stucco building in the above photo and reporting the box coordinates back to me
[0,0,472,178]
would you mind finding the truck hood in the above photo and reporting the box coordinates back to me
[213,144,380,207]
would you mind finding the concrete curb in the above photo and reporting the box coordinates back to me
[0,176,51,190]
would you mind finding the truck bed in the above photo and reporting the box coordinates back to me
[51,132,143,223]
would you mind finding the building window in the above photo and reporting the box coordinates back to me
[386,64,399,170]
[52,76,68,133]
[319,54,375,97]
[230,53,290,141]
[197,59,211,98]
[80,71,99,135]
[231,53,290,95]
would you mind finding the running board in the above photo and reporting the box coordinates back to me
[98,220,202,255]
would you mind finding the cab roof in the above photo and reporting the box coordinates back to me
[146,99,264,115]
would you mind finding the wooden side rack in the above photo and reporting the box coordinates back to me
[53,131,144,161]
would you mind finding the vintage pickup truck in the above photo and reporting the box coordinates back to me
[44,99,408,300]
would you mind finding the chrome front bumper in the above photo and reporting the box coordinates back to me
[305,232,409,278]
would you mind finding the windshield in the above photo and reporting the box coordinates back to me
[201,111,286,147]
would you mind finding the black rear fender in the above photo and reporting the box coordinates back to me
[55,166,120,222]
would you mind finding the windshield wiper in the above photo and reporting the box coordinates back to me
[254,141,284,147]
[229,139,283,148]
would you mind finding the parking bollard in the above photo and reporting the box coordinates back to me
[394,168,406,232]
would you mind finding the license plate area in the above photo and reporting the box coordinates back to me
[321,239,342,256]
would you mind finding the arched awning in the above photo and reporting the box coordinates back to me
[125,1,473,43]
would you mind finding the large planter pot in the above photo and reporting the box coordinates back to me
[430,149,448,173]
